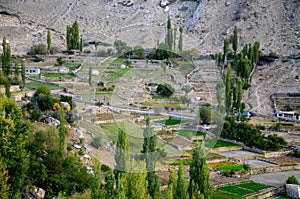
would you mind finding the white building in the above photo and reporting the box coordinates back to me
[25,67,40,75]
[276,111,300,121]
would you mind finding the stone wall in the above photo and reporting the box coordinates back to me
[286,184,300,199]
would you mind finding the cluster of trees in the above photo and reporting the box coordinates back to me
[221,117,287,151]
[113,40,145,59]
[156,83,175,97]
[1,37,26,96]
[66,21,83,52]
[217,26,261,115]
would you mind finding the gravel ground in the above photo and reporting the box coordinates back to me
[218,150,259,158]
[250,170,300,187]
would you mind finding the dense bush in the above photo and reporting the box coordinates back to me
[286,176,299,184]
[29,44,47,55]
[221,117,287,151]
[156,83,174,97]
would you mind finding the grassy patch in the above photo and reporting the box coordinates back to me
[25,81,60,90]
[142,102,189,110]
[209,161,243,172]
[43,73,75,81]
[176,130,205,137]
[238,182,270,192]
[218,182,271,197]
[280,162,298,167]
[218,185,254,196]
[206,152,224,160]
[169,158,192,166]
[152,96,179,101]
[156,119,193,126]
[205,140,240,148]
[212,190,244,199]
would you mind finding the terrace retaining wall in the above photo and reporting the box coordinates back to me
[245,186,285,199]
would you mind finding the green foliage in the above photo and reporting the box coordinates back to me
[21,62,26,88]
[199,103,212,124]
[232,26,238,54]
[66,21,80,52]
[178,26,183,52]
[156,83,175,97]
[223,38,230,64]
[225,64,231,114]
[1,37,11,77]
[56,57,65,66]
[0,156,10,199]
[59,109,67,156]
[5,80,11,98]
[14,63,19,84]
[114,40,132,57]
[189,141,212,199]
[0,96,29,197]
[30,44,47,55]
[36,86,51,96]
[176,165,188,199]
[114,128,130,176]
[156,43,171,60]
[133,45,145,59]
[92,135,102,149]
[47,28,51,53]
[221,117,287,151]
[286,175,299,185]
[166,17,173,50]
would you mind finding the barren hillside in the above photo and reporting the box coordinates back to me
[0,0,299,56]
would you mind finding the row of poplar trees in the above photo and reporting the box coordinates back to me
[1,37,26,98]
[90,118,212,199]
[216,26,260,115]
[66,20,83,52]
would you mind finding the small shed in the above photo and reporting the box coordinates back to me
[25,67,40,75]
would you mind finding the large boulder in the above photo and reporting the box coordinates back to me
[286,184,300,199]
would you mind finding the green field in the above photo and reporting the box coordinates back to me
[218,182,271,197]
[209,161,244,172]
[205,140,240,148]
[176,130,205,137]
[43,73,76,81]
[25,81,60,90]
[152,96,179,101]
[156,119,193,126]
[212,190,244,199]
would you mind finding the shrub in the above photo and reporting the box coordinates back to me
[56,57,65,66]
[50,46,59,54]
[29,44,47,55]
[91,135,102,149]
[30,109,42,121]
[36,86,51,96]
[286,176,299,185]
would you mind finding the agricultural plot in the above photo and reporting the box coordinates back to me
[156,119,193,126]
[218,182,271,197]
[176,130,205,137]
[209,161,244,172]
[204,139,240,148]
[25,81,60,90]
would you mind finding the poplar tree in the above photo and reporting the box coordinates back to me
[225,63,231,114]
[91,152,103,199]
[223,38,230,65]
[88,66,92,86]
[168,167,177,197]
[21,61,26,88]
[14,63,19,83]
[105,171,116,198]
[1,37,11,77]
[173,27,176,51]
[142,118,161,198]
[66,25,71,52]
[114,128,130,178]
[232,26,238,54]
[5,80,11,98]
[115,177,126,199]
[216,82,224,111]
[80,37,83,52]
[166,17,173,50]
[176,165,188,199]
[178,26,183,52]
[189,142,212,199]
[47,28,51,54]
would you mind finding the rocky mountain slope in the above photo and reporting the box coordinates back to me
[0,0,299,56]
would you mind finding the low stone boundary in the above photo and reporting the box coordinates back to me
[245,186,285,199]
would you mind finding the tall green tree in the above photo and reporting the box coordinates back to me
[14,63,19,83]
[173,27,177,51]
[0,156,10,199]
[80,37,83,52]
[91,152,103,199]
[216,82,224,111]
[72,20,80,49]
[178,26,183,52]
[168,167,177,198]
[232,26,238,54]
[66,25,71,52]
[88,66,92,86]
[115,177,126,199]
[166,17,173,50]
[21,61,26,88]
[59,108,67,156]
[114,128,130,178]
[1,37,11,77]
[225,63,231,114]
[105,171,116,198]
[223,38,230,65]
[5,80,11,98]
[188,141,212,199]
[47,28,51,54]
[142,118,160,198]
[176,165,188,199]
[0,96,29,197]
[125,161,150,199]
